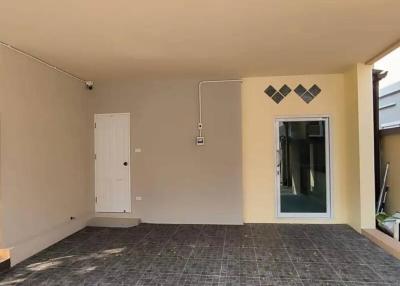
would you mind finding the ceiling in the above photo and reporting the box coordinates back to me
[1,0,399,81]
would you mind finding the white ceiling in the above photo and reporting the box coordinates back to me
[1,0,399,81]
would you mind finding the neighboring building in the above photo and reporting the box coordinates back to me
[379,80,400,220]
[379,81,400,129]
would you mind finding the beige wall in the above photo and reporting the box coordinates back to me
[89,80,243,224]
[0,46,91,265]
[381,133,400,215]
[241,74,359,224]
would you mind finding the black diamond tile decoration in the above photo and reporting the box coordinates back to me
[300,91,314,104]
[264,85,277,97]
[279,84,291,97]
[309,84,321,97]
[272,92,284,104]
[294,84,306,96]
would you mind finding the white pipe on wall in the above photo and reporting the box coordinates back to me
[0,40,88,84]
[197,79,242,138]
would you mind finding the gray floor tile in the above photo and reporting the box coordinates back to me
[258,262,298,279]
[178,274,220,285]
[225,236,255,248]
[197,235,225,247]
[183,258,222,275]
[301,280,345,285]
[159,245,195,258]
[287,248,325,263]
[354,249,399,266]
[318,249,363,264]
[223,247,242,260]
[137,272,182,285]
[192,247,224,259]
[332,263,384,283]
[293,262,340,281]
[344,282,391,286]
[221,260,259,277]
[147,257,187,274]
[201,225,226,238]
[283,238,316,250]
[255,248,291,263]
[223,247,256,261]
[1,224,398,286]
[219,275,261,285]
[311,238,346,250]
[253,238,283,249]
[371,263,400,284]
[259,277,303,285]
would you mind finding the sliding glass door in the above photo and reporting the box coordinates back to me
[276,117,331,218]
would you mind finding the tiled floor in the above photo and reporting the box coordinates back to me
[1,224,400,285]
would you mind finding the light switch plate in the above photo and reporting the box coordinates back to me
[135,196,142,201]
[196,136,205,146]
[135,148,142,153]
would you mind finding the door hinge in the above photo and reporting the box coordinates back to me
[94,154,96,160]
[95,196,97,203]
[94,122,96,128]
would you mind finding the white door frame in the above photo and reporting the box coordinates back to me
[275,116,332,218]
[94,113,131,213]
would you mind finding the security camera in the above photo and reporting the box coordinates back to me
[85,81,94,90]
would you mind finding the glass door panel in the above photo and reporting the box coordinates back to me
[276,118,330,217]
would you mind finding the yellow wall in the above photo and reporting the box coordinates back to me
[344,66,361,231]
[382,133,400,215]
[242,74,359,224]
[356,64,375,229]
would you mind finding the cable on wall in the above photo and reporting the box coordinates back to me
[0,40,93,89]
[196,79,242,145]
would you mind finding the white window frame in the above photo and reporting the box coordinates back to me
[275,116,332,218]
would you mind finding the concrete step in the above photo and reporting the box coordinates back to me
[87,217,140,228]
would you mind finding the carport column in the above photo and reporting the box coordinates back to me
[356,63,376,229]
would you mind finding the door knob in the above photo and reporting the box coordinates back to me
[123,162,128,166]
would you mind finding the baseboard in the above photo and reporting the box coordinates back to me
[8,214,91,266]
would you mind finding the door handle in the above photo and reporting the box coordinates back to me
[123,162,128,166]
[276,150,282,175]
[276,150,282,168]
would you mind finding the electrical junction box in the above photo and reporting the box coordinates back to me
[196,136,205,146]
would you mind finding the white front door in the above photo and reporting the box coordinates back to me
[95,113,131,213]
